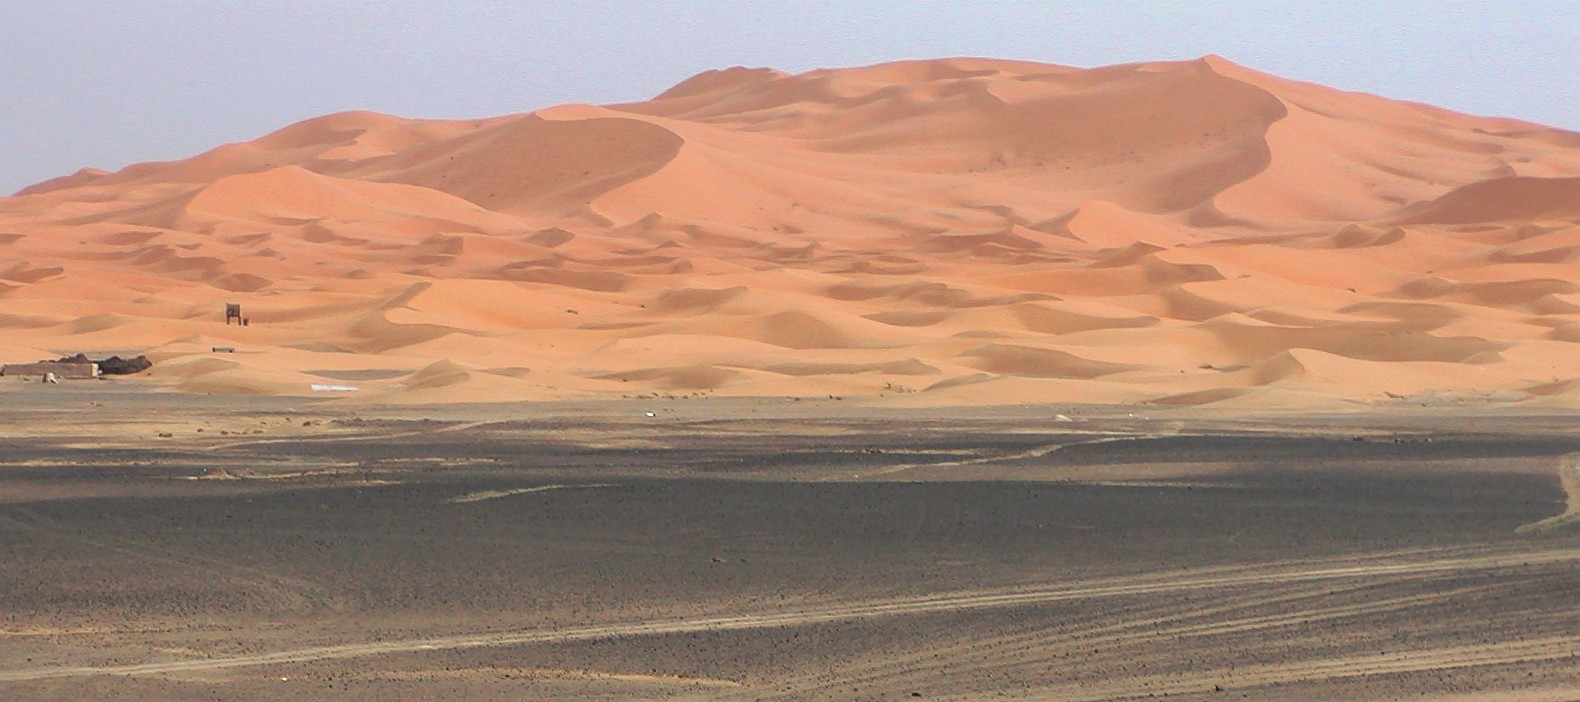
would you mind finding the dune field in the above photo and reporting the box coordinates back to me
[3,56,1579,408]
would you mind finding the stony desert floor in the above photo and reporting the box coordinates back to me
[1,384,1578,700]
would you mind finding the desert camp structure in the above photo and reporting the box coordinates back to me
[1,360,100,379]
[1,354,151,380]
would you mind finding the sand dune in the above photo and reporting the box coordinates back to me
[959,343,1140,379]
[3,56,1579,406]
[1391,176,1580,225]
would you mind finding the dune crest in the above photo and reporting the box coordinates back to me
[4,56,1579,407]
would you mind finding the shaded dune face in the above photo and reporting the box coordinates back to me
[1389,176,1580,225]
[3,56,1580,407]
[343,115,688,215]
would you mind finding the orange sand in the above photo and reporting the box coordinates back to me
[2,56,1578,408]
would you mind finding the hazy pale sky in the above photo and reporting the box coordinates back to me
[4,1,1576,194]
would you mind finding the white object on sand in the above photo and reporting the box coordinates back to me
[310,384,359,392]
[42,372,58,384]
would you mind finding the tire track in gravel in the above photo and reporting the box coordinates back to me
[5,543,1579,682]
[1037,634,1580,702]
[750,579,1517,700]
[200,420,498,452]
[1517,452,1580,534]
[832,434,1177,481]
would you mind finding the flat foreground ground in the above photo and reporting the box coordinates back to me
[2,388,1579,700]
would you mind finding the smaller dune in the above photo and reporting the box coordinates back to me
[1009,303,1158,335]
[1087,242,1168,268]
[1293,224,1406,250]
[148,356,241,379]
[958,343,1137,379]
[913,230,1044,254]
[1044,202,1196,248]
[100,230,162,246]
[1200,316,1507,365]
[1159,287,1241,322]
[402,359,473,391]
[345,311,462,354]
[747,309,908,350]
[1335,301,1461,332]
[362,113,686,214]
[757,311,853,350]
[1247,350,1308,385]
[1525,378,1580,398]
[924,372,997,392]
[298,225,368,246]
[1488,243,1579,264]
[864,310,954,327]
[650,286,748,313]
[524,228,575,248]
[178,166,523,236]
[762,358,940,377]
[1385,276,1578,310]
[490,267,633,292]
[846,257,927,275]
[212,273,271,293]
[828,281,1052,308]
[1545,323,1580,343]
[825,281,928,302]
[0,312,57,329]
[159,359,350,396]
[1391,176,1580,224]
[595,364,741,390]
[178,373,297,396]
[1331,225,1406,249]
[117,244,226,276]
[1,262,65,283]
[64,313,126,334]
[1148,387,1251,406]
[1136,256,1227,286]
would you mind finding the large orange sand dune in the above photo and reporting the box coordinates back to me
[3,56,1578,408]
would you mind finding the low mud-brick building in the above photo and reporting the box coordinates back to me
[1,360,101,379]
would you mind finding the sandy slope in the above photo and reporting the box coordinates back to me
[2,56,1578,407]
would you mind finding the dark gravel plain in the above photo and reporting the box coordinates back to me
[2,397,1578,700]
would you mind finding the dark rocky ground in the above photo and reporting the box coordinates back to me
[2,396,1578,700]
